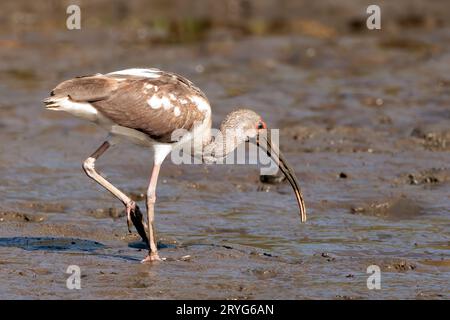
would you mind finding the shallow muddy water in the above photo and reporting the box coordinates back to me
[0,1,449,299]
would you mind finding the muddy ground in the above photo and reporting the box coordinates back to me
[0,0,449,299]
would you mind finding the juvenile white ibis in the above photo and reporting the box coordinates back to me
[43,68,306,262]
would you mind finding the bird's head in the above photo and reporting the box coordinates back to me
[219,109,264,141]
[218,109,307,222]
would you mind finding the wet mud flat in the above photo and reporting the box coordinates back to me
[0,1,449,299]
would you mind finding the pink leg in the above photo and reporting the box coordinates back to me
[82,141,149,244]
[141,164,162,263]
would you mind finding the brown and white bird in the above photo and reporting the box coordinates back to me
[43,68,306,262]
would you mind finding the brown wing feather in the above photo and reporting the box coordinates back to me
[93,77,206,142]
[47,71,209,143]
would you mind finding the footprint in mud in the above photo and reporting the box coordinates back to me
[247,268,278,280]
[350,197,424,220]
[0,211,45,222]
[411,126,450,151]
[18,202,66,213]
[401,168,450,186]
[0,237,105,252]
[381,259,417,272]
[87,207,125,220]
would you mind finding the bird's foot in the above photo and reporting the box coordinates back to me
[141,253,163,263]
[125,203,149,246]
[125,201,136,233]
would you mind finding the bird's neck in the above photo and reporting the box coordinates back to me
[202,123,245,164]
[202,136,228,164]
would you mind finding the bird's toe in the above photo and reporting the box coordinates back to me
[141,253,164,263]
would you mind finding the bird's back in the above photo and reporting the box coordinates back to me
[44,68,211,143]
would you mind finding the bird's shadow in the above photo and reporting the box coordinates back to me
[128,240,175,250]
[0,236,105,252]
[0,236,141,262]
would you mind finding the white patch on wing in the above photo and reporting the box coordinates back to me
[190,95,211,114]
[107,68,161,79]
[161,96,172,110]
[174,106,181,116]
[147,95,162,109]
[169,93,176,100]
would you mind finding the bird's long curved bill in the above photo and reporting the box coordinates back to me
[257,133,307,222]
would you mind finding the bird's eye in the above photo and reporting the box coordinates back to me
[257,121,266,129]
